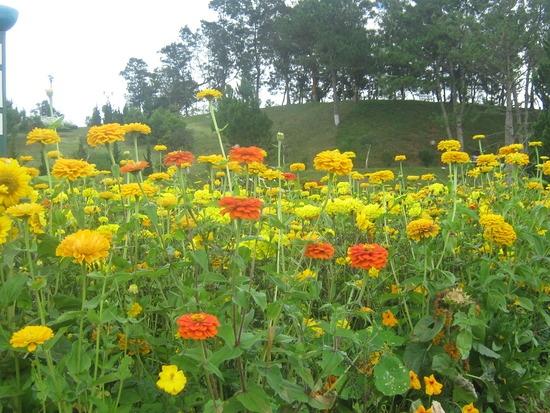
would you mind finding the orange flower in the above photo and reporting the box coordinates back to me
[219,196,263,220]
[120,160,149,174]
[283,172,297,181]
[409,370,421,389]
[382,309,398,327]
[177,313,220,340]
[164,151,194,168]
[424,374,443,396]
[462,403,479,413]
[415,405,432,413]
[347,243,388,270]
[229,146,267,164]
[304,242,335,260]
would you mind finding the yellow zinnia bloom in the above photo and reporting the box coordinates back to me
[0,215,13,244]
[483,222,516,246]
[313,149,353,175]
[87,123,125,147]
[26,128,61,145]
[56,229,111,265]
[0,159,33,207]
[156,365,187,396]
[153,144,167,151]
[437,139,461,151]
[441,151,470,164]
[504,152,529,166]
[52,158,97,181]
[10,325,54,352]
[290,162,306,172]
[122,123,151,135]
[406,218,440,241]
[394,155,406,161]
[196,88,223,101]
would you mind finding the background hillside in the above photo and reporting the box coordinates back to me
[13,100,511,169]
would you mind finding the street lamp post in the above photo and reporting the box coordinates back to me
[0,5,18,156]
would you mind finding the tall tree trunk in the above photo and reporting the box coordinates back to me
[331,69,340,126]
[523,64,530,134]
[504,76,515,144]
[513,82,523,140]
[435,89,452,138]
[311,67,319,102]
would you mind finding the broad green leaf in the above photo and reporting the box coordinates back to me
[410,316,444,342]
[373,354,409,396]
[456,329,473,359]
[236,385,272,413]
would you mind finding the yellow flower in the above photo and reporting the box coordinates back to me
[409,370,421,390]
[504,152,529,166]
[437,139,461,151]
[394,155,406,161]
[415,405,433,413]
[296,268,317,282]
[424,374,443,395]
[304,318,325,337]
[483,222,516,246]
[407,218,440,241]
[0,159,33,207]
[26,128,61,145]
[10,325,54,352]
[476,154,499,167]
[498,143,523,155]
[120,183,157,198]
[198,154,225,165]
[441,151,470,164]
[313,149,353,175]
[19,155,34,162]
[0,215,13,244]
[542,160,550,176]
[147,172,171,182]
[157,193,178,208]
[47,150,61,159]
[528,141,543,147]
[56,229,111,265]
[421,173,436,181]
[122,123,151,135]
[156,365,187,396]
[87,123,125,147]
[6,203,46,234]
[382,310,398,327]
[407,175,420,181]
[52,158,97,181]
[127,302,143,318]
[462,403,480,413]
[368,170,395,184]
[295,204,321,220]
[472,134,485,140]
[479,213,505,227]
[290,162,306,172]
[196,88,223,100]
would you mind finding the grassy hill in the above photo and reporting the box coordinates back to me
[11,100,510,170]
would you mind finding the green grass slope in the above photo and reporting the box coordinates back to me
[11,100,509,169]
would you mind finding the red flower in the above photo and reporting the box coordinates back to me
[283,172,297,181]
[229,146,266,164]
[120,160,149,174]
[219,196,263,220]
[164,151,194,168]
[347,243,388,270]
[304,242,335,260]
[177,313,220,340]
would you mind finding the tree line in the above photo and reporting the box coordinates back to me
[116,0,549,148]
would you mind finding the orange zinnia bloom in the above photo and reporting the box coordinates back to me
[229,146,267,164]
[347,243,388,270]
[164,151,195,168]
[177,313,220,340]
[120,160,149,174]
[283,172,297,181]
[304,242,335,260]
[219,196,263,220]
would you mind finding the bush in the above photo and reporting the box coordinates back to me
[381,151,393,166]
[147,108,193,150]
[418,148,437,166]
[216,82,273,148]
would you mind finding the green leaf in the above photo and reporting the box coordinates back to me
[515,296,534,311]
[0,275,28,307]
[456,329,473,359]
[210,345,243,367]
[373,354,409,396]
[236,385,272,413]
[410,316,444,342]
[249,289,267,311]
[473,342,500,359]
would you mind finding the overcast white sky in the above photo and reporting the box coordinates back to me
[4,0,213,125]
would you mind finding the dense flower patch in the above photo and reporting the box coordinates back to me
[1,92,550,412]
